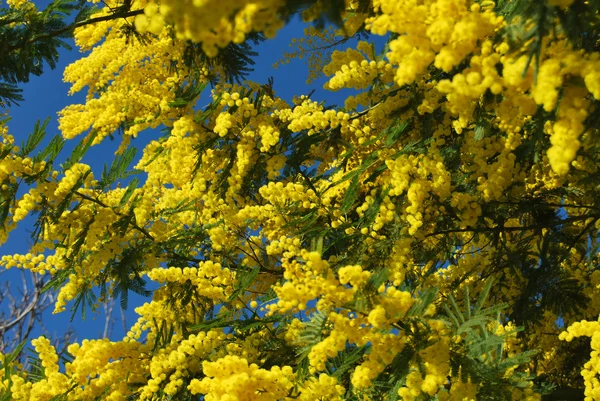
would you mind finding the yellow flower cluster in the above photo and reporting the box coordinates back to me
[21,337,68,400]
[275,97,349,136]
[436,40,504,133]
[6,0,33,9]
[259,182,318,210]
[268,250,353,313]
[5,0,600,400]
[147,262,234,301]
[0,125,49,241]
[368,1,501,87]
[265,154,286,180]
[188,355,294,400]
[338,264,371,287]
[308,329,348,372]
[1,252,46,272]
[60,20,189,145]
[323,44,394,91]
[297,373,345,401]
[546,87,590,176]
[397,322,450,399]
[135,0,285,56]
[139,331,228,399]
[462,128,522,202]
[385,154,451,235]
[560,318,600,401]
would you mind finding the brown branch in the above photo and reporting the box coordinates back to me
[0,292,38,333]
[0,272,40,333]
[0,271,58,356]
[243,236,282,275]
[102,298,115,339]
[425,225,547,238]
[490,200,600,212]
[424,214,599,239]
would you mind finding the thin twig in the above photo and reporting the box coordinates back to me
[6,9,144,52]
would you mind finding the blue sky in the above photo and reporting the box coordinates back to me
[0,10,381,346]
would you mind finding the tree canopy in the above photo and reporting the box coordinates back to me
[1,0,600,400]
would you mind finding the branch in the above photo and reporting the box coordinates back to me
[0,283,39,333]
[490,200,600,212]
[541,386,584,401]
[102,297,115,339]
[424,214,599,239]
[5,8,144,52]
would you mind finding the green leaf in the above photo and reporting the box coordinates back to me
[34,134,65,164]
[297,311,329,362]
[99,146,137,188]
[62,131,98,170]
[327,344,368,379]
[228,266,260,302]
[70,286,97,322]
[142,144,166,167]
[406,287,438,318]
[0,143,13,161]
[385,120,409,147]
[474,124,485,141]
[464,285,471,320]
[474,277,494,315]
[0,83,24,106]
[118,177,140,207]
[50,172,91,223]
[447,293,465,324]
[168,80,208,108]
[18,118,49,157]
[443,304,461,328]
[456,316,496,336]
[340,173,360,214]
[3,339,27,380]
